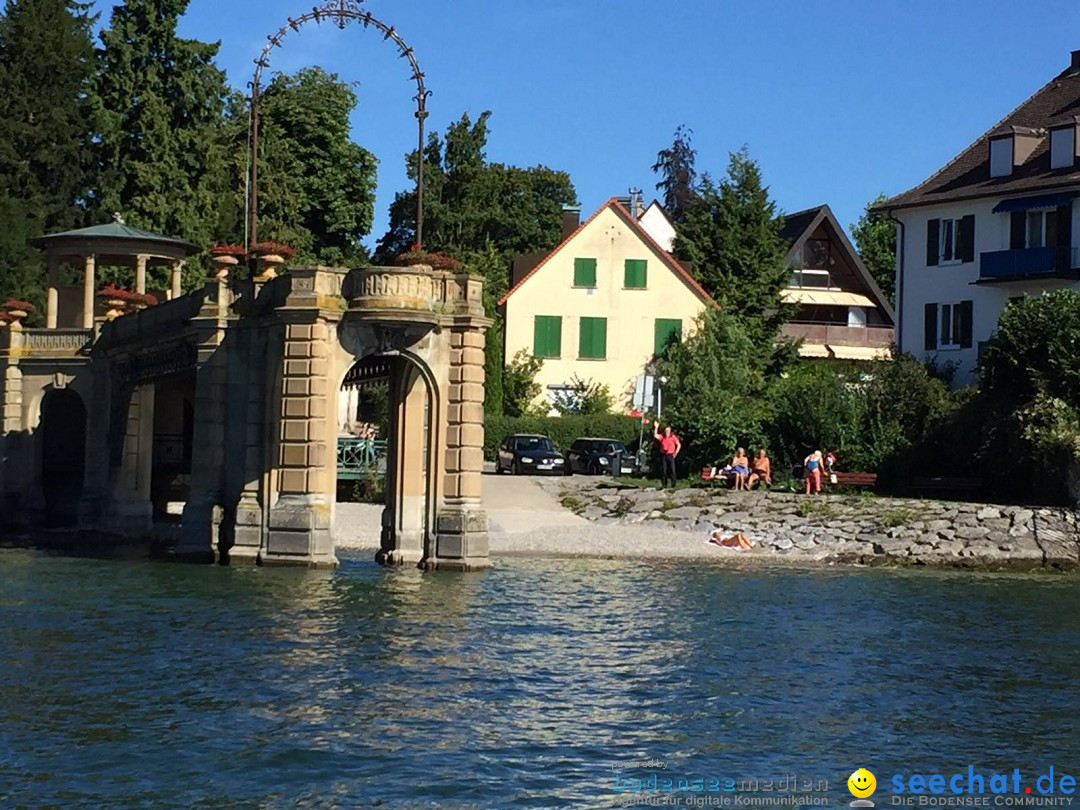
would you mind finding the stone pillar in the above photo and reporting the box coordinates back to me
[263,314,337,568]
[230,319,273,564]
[431,327,490,570]
[377,360,430,566]
[170,260,184,300]
[112,382,154,532]
[82,254,96,329]
[176,281,232,563]
[0,325,26,525]
[46,254,60,329]
[135,254,148,295]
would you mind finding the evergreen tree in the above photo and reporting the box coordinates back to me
[651,124,698,224]
[251,67,377,265]
[851,193,897,307]
[92,0,231,286]
[0,0,97,311]
[674,147,793,350]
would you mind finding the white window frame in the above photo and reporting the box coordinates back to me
[938,302,964,350]
[939,217,964,264]
[1023,209,1057,248]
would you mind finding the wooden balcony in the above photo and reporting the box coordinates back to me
[780,323,894,348]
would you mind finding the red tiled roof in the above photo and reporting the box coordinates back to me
[877,60,1080,211]
[497,198,715,307]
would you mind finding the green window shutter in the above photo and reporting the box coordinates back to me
[654,318,682,355]
[579,316,607,359]
[533,315,562,358]
[624,259,648,288]
[573,258,597,287]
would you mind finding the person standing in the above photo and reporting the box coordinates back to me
[803,450,824,495]
[653,420,682,488]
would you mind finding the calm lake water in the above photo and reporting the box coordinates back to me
[1,550,1079,809]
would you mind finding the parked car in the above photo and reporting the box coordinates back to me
[495,434,567,475]
[566,437,639,476]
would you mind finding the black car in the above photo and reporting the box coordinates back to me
[566,437,639,476]
[495,434,567,475]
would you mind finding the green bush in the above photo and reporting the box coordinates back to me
[483,414,643,459]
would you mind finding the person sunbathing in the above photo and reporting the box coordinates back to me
[709,530,755,549]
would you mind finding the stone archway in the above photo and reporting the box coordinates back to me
[39,388,86,527]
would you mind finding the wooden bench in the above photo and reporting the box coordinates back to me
[829,472,877,488]
[910,476,982,497]
[700,466,736,487]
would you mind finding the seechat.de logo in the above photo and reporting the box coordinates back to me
[850,769,878,807]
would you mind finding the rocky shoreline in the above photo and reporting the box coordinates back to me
[535,478,1080,571]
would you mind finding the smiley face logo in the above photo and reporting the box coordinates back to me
[848,769,877,799]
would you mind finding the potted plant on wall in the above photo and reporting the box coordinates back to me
[208,244,247,280]
[249,241,296,280]
[96,284,158,319]
[394,244,462,271]
[0,298,36,324]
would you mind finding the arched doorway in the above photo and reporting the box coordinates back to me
[336,352,438,565]
[40,388,87,527]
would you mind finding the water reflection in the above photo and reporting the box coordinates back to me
[1,551,1079,808]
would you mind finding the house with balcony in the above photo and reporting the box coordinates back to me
[778,204,895,361]
[876,49,1080,387]
[499,198,713,410]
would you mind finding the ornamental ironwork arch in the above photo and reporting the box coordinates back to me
[247,0,430,250]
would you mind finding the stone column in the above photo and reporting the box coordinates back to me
[230,319,272,564]
[262,267,345,568]
[170,260,184,300]
[111,382,154,532]
[82,254,96,329]
[432,327,490,570]
[176,282,231,563]
[377,360,430,566]
[0,325,26,526]
[46,254,60,329]
[135,254,148,295]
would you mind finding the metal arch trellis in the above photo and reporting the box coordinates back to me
[247,0,430,251]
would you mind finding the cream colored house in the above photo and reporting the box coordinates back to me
[499,199,713,410]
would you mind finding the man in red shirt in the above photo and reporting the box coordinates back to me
[653,420,682,488]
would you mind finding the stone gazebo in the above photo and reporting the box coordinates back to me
[31,216,201,328]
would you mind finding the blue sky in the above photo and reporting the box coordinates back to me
[94,0,1080,249]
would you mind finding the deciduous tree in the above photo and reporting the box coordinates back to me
[851,193,897,306]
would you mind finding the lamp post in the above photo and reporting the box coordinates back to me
[656,376,668,422]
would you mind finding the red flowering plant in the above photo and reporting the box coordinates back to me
[249,241,296,259]
[209,244,248,256]
[1,298,36,315]
[96,284,158,307]
[394,244,462,271]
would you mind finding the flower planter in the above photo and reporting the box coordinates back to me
[210,253,240,280]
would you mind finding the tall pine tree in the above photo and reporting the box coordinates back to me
[674,147,793,351]
[93,0,231,285]
[0,0,97,311]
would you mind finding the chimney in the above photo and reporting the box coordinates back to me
[1072,49,1080,72]
[561,205,580,241]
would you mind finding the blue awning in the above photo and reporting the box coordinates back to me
[992,192,1076,213]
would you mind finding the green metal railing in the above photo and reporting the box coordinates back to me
[337,438,387,480]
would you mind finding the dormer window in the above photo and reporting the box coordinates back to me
[990,137,1013,178]
[1049,117,1080,170]
[988,126,1044,177]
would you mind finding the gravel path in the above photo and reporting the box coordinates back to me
[332,471,762,563]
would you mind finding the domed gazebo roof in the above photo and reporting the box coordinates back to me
[31,216,200,263]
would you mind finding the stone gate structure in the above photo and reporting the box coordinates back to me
[0,226,492,570]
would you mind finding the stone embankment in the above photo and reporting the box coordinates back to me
[537,478,1080,570]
